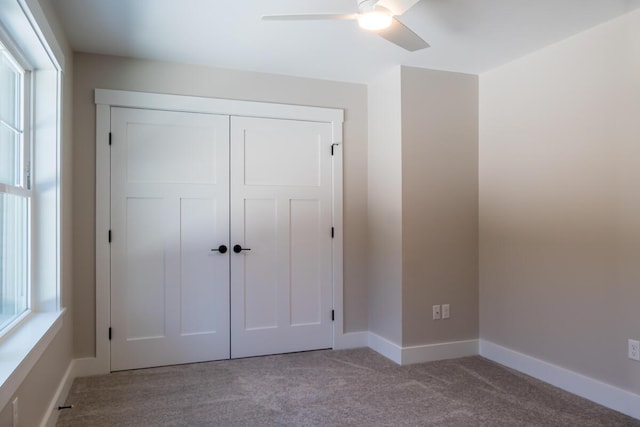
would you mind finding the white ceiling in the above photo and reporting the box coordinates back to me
[53,0,640,83]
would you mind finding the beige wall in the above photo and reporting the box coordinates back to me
[480,10,640,393]
[0,0,74,423]
[72,53,369,357]
[366,66,479,347]
[401,66,479,346]
[367,67,403,344]
[8,1,638,420]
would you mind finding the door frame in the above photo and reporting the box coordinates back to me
[93,89,344,374]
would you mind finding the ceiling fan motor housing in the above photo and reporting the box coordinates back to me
[359,0,381,14]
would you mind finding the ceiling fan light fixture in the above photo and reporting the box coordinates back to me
[357,7,392,31]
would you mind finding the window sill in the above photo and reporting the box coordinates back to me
[0,309,66,410]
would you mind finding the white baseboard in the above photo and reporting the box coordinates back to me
[39,355,111,427]
[39,359,76,427]
[334,331,368,350]
[401,339,478,365]
[367,333,403,364]
[479,340,640,420]
[72,356,107,377]
[366,333,478,365]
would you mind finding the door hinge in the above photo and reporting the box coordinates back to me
[109,132,112,145]
[108,230,112,243]
[108,327,112,340]
[331,227,334,238]
[331,143,337,156]
[331,310,335,321]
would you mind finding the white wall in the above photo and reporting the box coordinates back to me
[367,67,403,344]
[72,53,370,357]
[480,9,640,394]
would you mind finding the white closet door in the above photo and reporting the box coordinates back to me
[230,116,333,358]
[110,108,230,371]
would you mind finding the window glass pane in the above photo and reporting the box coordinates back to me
[0,124,20,186]
[0,50,20,129]
[0,193,29,331]
[0,47,22,188]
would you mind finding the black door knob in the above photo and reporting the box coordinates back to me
[211,245,228,254]
[233,244,251,253]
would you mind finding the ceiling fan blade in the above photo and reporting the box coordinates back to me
[374,17,429,51]
[262,13,358,21]
[377,0,421,16]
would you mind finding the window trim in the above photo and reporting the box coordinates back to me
[0,310,65,407]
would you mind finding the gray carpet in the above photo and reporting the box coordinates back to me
[57,348,639,426]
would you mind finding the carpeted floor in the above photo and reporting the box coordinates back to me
[57,348,639,426]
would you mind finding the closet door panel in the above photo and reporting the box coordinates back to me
[230,116,333,358]
[110,108,230,371]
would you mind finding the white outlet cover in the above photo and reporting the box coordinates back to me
[442,304,450,319]
[629,339,640,361]
[432,305,441,320]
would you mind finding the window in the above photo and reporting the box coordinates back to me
[0,0,65,410]
[0,41,30,333]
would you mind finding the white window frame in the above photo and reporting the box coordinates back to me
[0,32,32,336]
[0,0,65,411]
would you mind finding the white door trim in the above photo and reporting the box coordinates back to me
[95,89,344,132]
[92,89,344,375]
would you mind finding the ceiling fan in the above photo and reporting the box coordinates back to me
[262,0,430,52]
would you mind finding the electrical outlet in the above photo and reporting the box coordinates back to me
[432,305,441,320]
[629,339,640,361]
[442,304,450,319]
[12,397,18,427]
